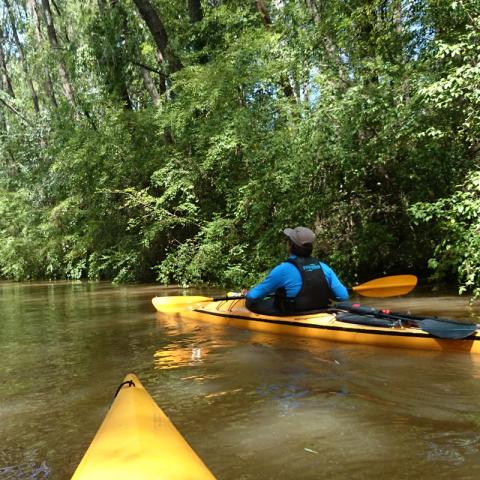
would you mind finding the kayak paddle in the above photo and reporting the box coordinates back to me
[348,274,417,298]
[335,302,477,340]
[152,274,418,313]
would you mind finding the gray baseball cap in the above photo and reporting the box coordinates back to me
[283,227,315,247]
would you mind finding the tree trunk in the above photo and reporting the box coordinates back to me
[187,0,203,23]
[40,0,75,105]
[304,0,350,87]
[187,0,209,64]
[0,110,17,166]
[97,0,133,109]
[255,0,271,26]
[27,0,59,109]
[47,0,72,44]
[255,1,295,98]
[0,27,15,98]
[131,0,182,74]
[305,0,321,23]
[4,0,40,112]
[156,52,167,93]
[141,67,161,106]
[115,0,133,109]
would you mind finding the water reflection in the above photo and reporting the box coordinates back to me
[154,345,208,370]
[2,282,480,479]
[152,304,480,475]
[153,312,237,371]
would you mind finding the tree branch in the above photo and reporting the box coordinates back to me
[132,61,162,75]
[0,96,33,126]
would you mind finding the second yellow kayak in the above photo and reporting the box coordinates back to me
[71,373,216,480]
[152,297,480,355]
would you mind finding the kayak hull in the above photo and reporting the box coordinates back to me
[152,298,480,354]
[71,373,216,480]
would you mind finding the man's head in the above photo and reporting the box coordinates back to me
[283,226,315,257]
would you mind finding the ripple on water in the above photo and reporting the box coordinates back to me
[3,283,480,480]
[0,448,50,479]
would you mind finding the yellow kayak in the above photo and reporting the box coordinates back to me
[152,297,480,355]
[71,373,216,480]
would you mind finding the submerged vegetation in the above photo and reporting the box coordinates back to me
[0,0,479,295]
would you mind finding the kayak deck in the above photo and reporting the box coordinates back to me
[153,298,480,354]
[71,373,216,480]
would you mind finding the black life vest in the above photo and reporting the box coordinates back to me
[279,257,333,312]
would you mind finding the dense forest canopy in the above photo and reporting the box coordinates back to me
[0,0,479,296]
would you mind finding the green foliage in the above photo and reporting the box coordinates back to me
[411,171,480,298]
[409,0,480,296]
[155,217,254,287]
[0,0,479,297]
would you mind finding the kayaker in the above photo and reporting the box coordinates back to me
[244,226,349,315]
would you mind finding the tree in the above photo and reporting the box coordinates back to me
[0,25,15,98]
[95,0,133,109]
[27,0,59,108]
[0,0,478,295]
[4,0,40,112]
[39,0,75,105]
[131,0,182,75]
[187,0,203,23]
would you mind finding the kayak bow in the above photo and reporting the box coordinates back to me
[152,298,480,355]
[71,373,216,480]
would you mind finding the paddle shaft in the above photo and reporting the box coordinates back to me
[213,295,244,302]
[334,302,477,339]
[216,274,417,302]
[336,302,460,324]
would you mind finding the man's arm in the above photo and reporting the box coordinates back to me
[245,263,288,300]
[322,264,349,301]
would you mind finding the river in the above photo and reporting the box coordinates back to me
[1,281,480,479]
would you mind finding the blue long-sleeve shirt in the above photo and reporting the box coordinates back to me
[246,256,349,302]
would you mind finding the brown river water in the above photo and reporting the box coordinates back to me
[1,281,480,479]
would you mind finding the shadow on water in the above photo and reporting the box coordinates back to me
[1,282,480,479]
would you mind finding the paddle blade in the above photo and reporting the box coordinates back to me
[352,275,417,298]
[152,296,213,313]
[419,319,477,340]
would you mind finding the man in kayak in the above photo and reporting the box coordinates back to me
[244,226,349,315]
